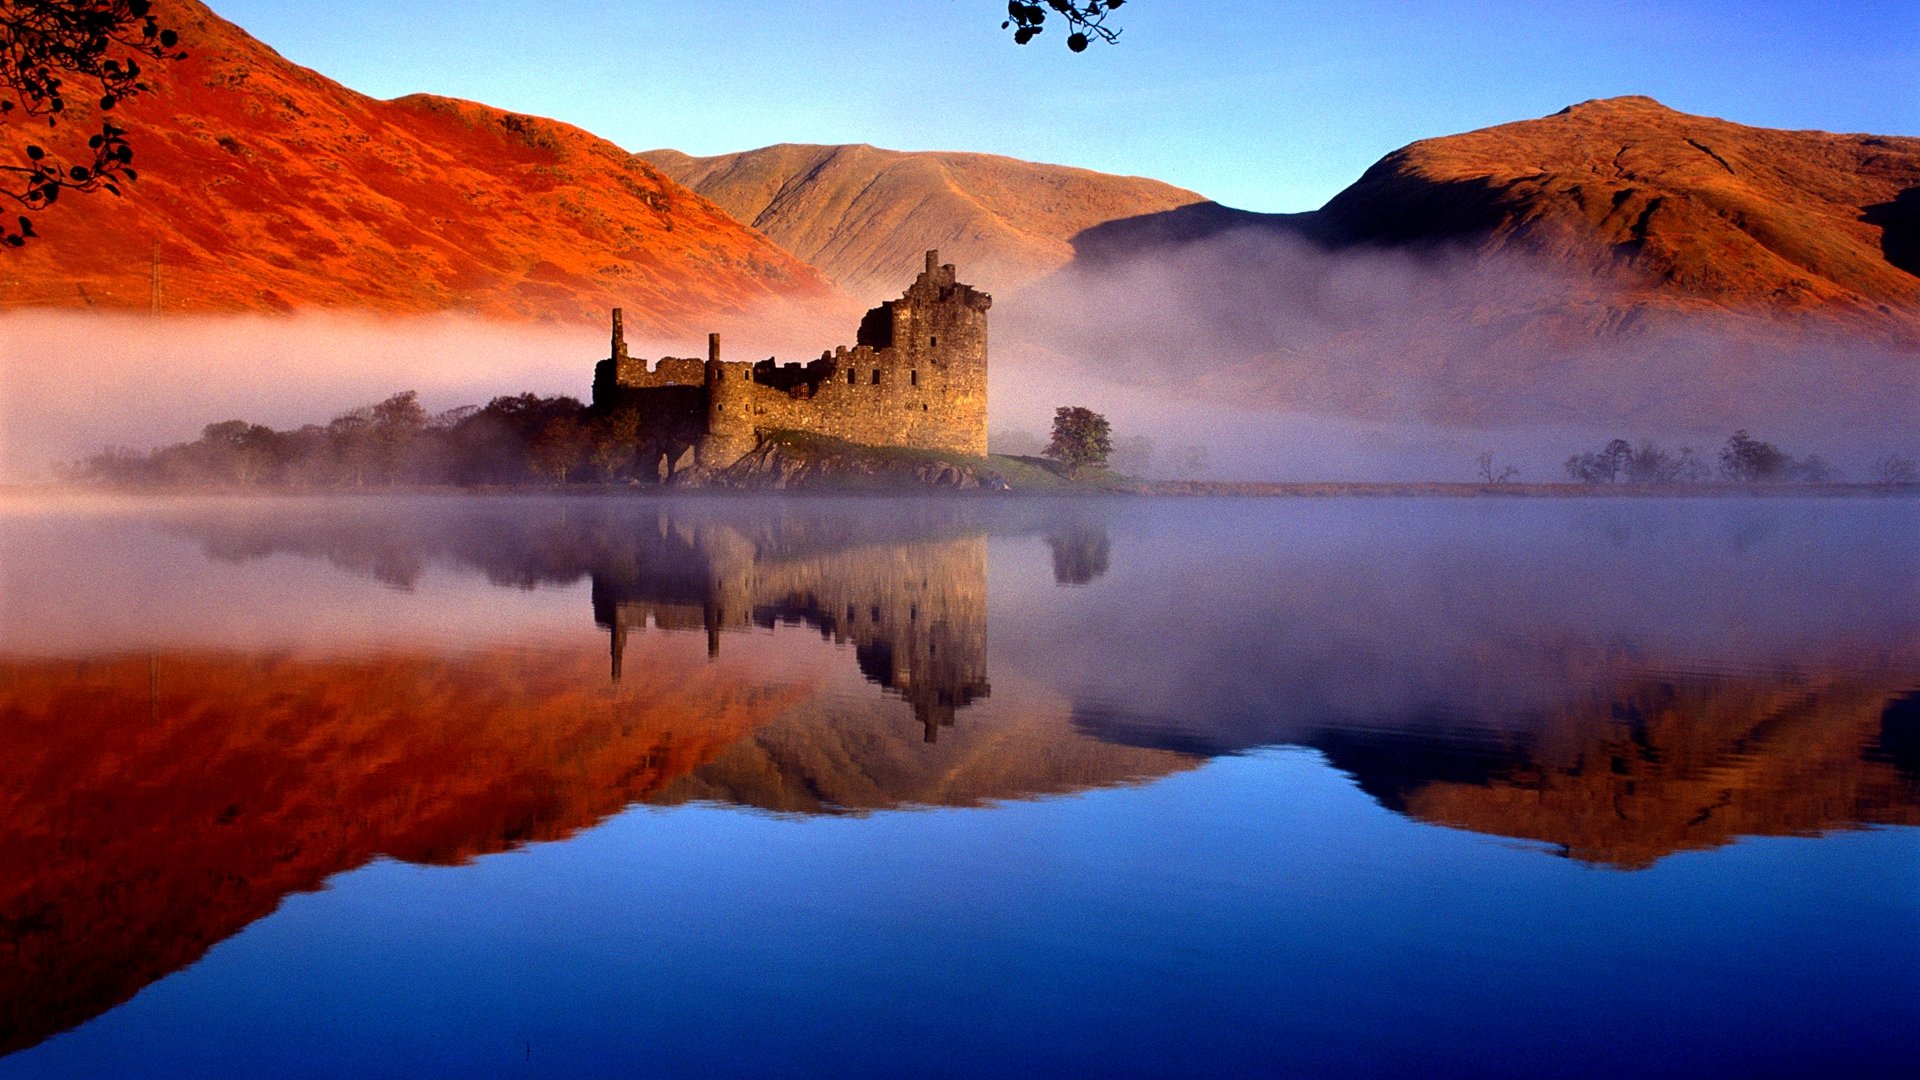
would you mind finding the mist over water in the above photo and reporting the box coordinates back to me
[997,226,1920,480]
[1,493,1915,1076]
[6,224,1917,485]
[0,306,836,482]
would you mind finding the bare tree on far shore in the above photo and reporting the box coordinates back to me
[1475,450,1519,484]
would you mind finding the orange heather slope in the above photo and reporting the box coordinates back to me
[642,142,1210,297]
[1018,97,1920,432]
[0,0,844,333]
[1065,96,1920,327]
[1314,95,1920,323]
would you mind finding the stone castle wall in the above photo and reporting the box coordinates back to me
[593,251,989,473]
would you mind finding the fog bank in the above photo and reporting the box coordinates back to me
[995,225,1920,480]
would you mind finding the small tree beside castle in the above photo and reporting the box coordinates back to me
[1045,406,1113,478]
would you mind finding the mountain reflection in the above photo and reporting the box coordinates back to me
[1084,675,1919,869]
[142,495,1919,868]
[2,496,1916,1056]
[0,499,1144,1055]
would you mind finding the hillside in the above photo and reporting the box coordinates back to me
[1315,95,1920,317]
[1011,97,1920,436]
[1068,96,1920,322]
[641,143,1208,297]
[0,0,845,334]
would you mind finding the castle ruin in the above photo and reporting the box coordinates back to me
[592,250,991,477]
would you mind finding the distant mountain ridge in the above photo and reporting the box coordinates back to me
[0,0,844,334]
[1005,97,1920,436]
[1318,96,1920,316]
[1072,96,1920,326]
[640,142,1209,297]
[7,1,1914,441]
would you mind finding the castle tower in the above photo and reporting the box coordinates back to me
[699,332,755,467]
[610,308,628,361]
[889,249,991,456]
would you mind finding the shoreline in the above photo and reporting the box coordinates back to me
[4,481,1917,501]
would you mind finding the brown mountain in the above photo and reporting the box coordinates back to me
[1015,97,1920,434]
[640,143,1209,297]
[1063,96,1920,323]
[1315,95,1920,316]
[0,0,844,334]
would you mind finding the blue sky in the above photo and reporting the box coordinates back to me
[217,0,1918,212]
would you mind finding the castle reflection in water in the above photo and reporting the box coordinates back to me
[594,520,992,742]
[3,495,1916,1059]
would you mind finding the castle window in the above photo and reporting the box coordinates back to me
[930,336,937,347]
[847,368,857,385]
[846,604,856,623]
[743,370,751,381]
[910,370,918,386]
[871,370,881,385]
[922,404,928,411]
[870,605,880,621]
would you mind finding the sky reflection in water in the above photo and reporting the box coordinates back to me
[1,495,1915,1078]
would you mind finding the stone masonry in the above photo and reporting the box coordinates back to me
[592,251,991,476]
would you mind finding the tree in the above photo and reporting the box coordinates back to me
[197,418,277,485]
[2,0,186,246]
[530,416,589,484]
[589,406,640,481]
[1044,405,1112,478]
[369,390,427,483]
[1873,453,1918,485]
[1674,446,1711,483]
[327,406,378,486]
[1788,453,1838,484]
[1565,438,1633,483]
[1001,0,1127,52]
[1475,450,1519,484]
[1718,430,1789,483]
[1622,440,1675,484]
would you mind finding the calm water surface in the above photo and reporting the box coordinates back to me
[1,494,1916,1078]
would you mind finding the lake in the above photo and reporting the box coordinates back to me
[1,494,1915,1078]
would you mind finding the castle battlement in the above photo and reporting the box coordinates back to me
[592,251,990,478]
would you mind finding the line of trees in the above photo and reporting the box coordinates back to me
[73,391,654,488]
[1560,431,1909,485]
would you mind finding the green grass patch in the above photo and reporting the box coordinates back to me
[752,431,1134,493]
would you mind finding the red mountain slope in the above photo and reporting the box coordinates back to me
[1013,98,1920,435]
[1316,95,1920,321]
[0,0,844,333]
